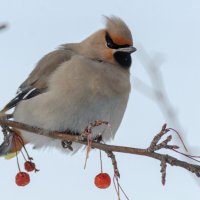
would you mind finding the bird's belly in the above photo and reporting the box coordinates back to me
[13,93,127,152]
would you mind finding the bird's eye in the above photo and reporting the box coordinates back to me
[105,32,131,49]
[105,33,115,49]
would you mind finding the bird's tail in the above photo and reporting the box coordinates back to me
[0,129,26,159]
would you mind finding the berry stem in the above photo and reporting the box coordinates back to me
[20,149,27,161]
[15,133,32,160]
[13,136,21,172]
[100,150,103,173]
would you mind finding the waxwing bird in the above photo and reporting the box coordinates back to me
[0,16,136,155]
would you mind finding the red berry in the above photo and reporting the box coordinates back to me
[94,173,111,189]
[24,161,36,172]
[15,172,30,186]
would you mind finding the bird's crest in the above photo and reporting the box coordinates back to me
[104,16,133,46]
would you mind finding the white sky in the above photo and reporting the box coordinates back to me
[0,0,200,199]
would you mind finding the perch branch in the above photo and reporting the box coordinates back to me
[1,118,200,182]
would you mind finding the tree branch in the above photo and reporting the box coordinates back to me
[0,24,7,31]
[0,118,200,182]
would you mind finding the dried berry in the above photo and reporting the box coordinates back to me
[94,173,111,189]
[15,172,30,186]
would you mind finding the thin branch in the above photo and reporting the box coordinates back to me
[105,150,120,178]
[0,24,7,31]
[134,44,200,186]
[160,157,167,185]
[135,45,189,149]
[1,118,200,180]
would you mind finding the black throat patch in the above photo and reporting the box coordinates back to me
[114,51,132,68]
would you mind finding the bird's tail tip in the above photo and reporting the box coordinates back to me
[0,131,14,158]
[0,130,24,159]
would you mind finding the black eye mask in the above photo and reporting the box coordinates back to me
[105,32,130,49]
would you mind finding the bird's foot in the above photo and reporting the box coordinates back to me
[61,140,73,151]
[93,134,103,143]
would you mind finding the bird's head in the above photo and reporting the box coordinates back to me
[79,16,136,69]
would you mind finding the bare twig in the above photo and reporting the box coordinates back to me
[0,24,7,31]
[1,118,200,182]
[105,150,120,178]
[135,46,200,185]
[160,157,167,185]
[135,45,189,149]
[148,124,179,152]
[148,124,169,152]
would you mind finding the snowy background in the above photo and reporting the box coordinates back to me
[0,0,200,199]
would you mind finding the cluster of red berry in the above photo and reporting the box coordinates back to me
[10,132,38,186]
[12,131,110,190]
[16,161,36,186]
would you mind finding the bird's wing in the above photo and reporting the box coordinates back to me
[2,49,73,112]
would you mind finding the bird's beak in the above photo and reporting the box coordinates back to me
[115,46,137,54]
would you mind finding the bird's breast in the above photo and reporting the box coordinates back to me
[14,56,130,141]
